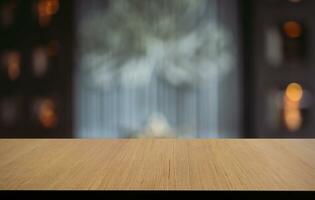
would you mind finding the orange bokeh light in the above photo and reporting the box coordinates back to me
[283,21,302,38]
[36,0,59,27]
[38,99,57,128]
[2,51,21,81]
[283,83,303,132]
[285,82,303,102]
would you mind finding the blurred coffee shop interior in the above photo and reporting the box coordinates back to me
[0,0,315,138]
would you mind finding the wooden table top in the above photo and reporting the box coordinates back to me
[0,139,315,190]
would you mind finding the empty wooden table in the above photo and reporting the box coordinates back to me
[0,139,315,190]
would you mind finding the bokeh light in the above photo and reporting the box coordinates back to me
[36,0,59,27]
[38,99,57,128]
[283,21,302,38]
[2,51,21,81]
[283,82,303,132]
[285,82,303,102]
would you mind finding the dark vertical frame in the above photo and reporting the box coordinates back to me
[240,0,255,138]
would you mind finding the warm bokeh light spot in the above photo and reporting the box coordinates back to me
[283,21,302,38]
[36,0,59,27]
[283,82,303,132]
[285,82,303,102]
[38,99,57,128]
[284,108,302,132]
[2,51,21,81]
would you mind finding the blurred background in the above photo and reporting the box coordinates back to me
[0,0,314,138]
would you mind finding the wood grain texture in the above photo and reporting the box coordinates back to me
[0,139,315,190]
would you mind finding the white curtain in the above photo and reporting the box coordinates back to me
[74,0,241,138]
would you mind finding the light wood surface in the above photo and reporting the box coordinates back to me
[0,139,315,190]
